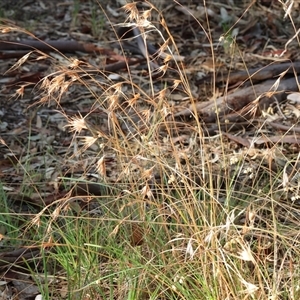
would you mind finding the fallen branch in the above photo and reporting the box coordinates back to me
[253,134,300,145]
[176,76,300,123]
[0,247,41,270]
[267,121,300,134]
[0,39,115,54]
[219,61,300,85]
[200,61,300,86]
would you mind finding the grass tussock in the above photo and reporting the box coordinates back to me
[1,0,300,299]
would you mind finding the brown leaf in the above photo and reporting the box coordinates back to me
[130,223,144,247]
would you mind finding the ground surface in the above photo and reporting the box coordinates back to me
[1,0,300,299]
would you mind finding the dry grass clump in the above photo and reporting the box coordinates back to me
[2,1,300,299]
